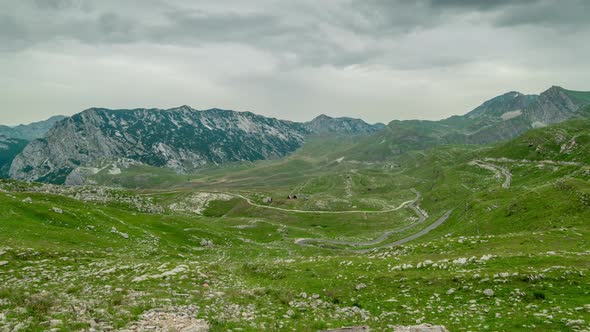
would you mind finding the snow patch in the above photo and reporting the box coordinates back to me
[501,110,522,120]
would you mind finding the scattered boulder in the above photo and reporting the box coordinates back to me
[123,306,208,331]
[0,261,8,266]
[111,227,129,239]
[355,283,367,291]
[51,207,63,214]
[22,197,32,204]
[262,196,273,204]
[483,289,494,297]
[321,326,370,332]
[393,324,449,332]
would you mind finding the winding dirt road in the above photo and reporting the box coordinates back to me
[223,191,420,215]
[294,199,428,247]
[355,210,453,253]
[469,160,512,189]
[147,188,452,251]
[294,210,453,252]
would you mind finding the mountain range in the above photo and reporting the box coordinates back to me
[3,85,590,184]
[0,115,67,140]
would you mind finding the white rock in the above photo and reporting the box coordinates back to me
[452,257,468,265]
[51,207,63,214]
[355,283,367,291]
[393,324,449,332]
[483,289,494,297]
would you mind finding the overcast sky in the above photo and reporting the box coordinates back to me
[1,0,589,125]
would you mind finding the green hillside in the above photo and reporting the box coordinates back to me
[488,118,590,163]
[1,118,589,331]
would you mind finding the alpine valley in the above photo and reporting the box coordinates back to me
[0,85,589,332]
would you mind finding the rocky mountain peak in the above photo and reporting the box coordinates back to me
[313,114,333,120]
[465,90,536,119]
[305,114,384,135]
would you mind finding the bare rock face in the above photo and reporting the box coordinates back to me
[10,107,308,184]
[529,86,580,124]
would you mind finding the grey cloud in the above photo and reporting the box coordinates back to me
[0,15,29,51]
[425,0,541,11]
[493,0,590,28]
[0,0,589,126]
[32,0,85,10]
[3,0,586,68]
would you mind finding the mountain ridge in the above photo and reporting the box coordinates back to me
[9,107,311,183]
[0,115,67,141]
[340,86,590,160]
[7,86,590,184]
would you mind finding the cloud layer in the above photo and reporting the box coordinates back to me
[1,0,589,125]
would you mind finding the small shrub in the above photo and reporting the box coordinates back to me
[110,293,124,306]
[25,293,54,316]
[323,288,342,304]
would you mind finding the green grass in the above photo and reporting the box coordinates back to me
[1,119,590,331]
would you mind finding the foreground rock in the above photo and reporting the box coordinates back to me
[321,326,370,332]
[122,307,209,332]
[393,324,449,332]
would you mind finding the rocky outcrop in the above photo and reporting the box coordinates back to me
[524,86,581,125]
[10,107,308,183]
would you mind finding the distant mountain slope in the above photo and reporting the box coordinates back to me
[463,91,538,119]
[0,115,67,140]
[304,114,385,135]
[0,135,28,178]
[9,107,309,184]
[342,86,590,161]
[487,115,590,164]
